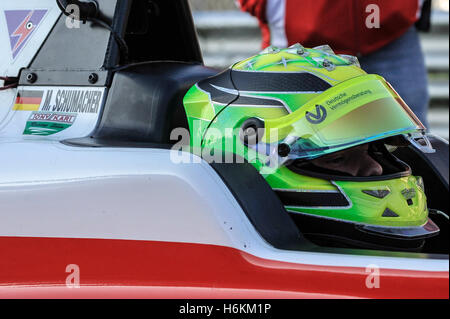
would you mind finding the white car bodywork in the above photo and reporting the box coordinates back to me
[0,0,448,299]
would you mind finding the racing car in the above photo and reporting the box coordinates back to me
[0,0,448,299]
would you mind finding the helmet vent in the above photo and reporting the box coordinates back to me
[363,190,391,199]
[382,208,400,218]
[231,71,332,92]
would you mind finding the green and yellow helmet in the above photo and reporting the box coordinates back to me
[183,44,440,251]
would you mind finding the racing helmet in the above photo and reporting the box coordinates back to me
[183,44,440,252]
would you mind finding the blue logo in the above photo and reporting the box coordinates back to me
[4,10,47,59]
[306,105,328,124]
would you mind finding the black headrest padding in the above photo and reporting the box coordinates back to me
[93,62,218,143]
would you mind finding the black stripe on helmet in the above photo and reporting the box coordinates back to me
[231,70,332,92]
[275,190,350,208]
[198,82,285,107]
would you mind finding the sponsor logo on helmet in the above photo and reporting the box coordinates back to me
[306,105,327,124]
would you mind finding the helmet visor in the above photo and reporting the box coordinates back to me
[264,75,426,161]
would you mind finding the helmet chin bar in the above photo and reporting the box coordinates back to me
[358,215,441,239]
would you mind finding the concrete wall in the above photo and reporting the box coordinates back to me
[189,0,238,11]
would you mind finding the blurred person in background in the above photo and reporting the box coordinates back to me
[237,0,433,127]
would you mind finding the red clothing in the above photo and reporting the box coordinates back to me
[238,0,422,56]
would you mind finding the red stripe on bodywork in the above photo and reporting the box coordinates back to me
[0,286,352,299]
[0,237,448,299]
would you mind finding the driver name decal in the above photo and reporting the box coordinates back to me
[12,86,105,138]
[41,89,103,114]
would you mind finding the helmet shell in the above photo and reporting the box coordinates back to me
[182,44,438,250]
[183,44,366,149]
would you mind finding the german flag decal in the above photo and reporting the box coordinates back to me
[13,90,44,111]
